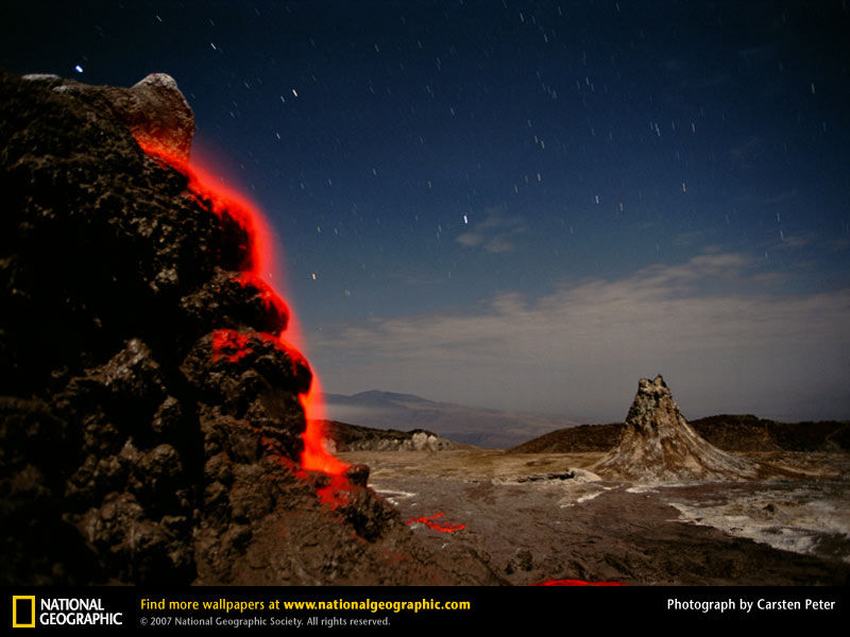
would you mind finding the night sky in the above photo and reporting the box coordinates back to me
[2,1,849,421]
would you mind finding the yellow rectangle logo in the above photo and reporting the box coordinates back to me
[11,596,36,629]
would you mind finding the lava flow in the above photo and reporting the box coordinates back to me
[136,139,349,481]
[405,512,466,533]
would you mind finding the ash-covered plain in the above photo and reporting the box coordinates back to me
[340,377,850,585]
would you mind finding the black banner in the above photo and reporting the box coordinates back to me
[3,586,847,632]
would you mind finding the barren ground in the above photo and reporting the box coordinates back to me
[341,449,850,585]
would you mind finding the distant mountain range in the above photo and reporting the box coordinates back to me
[509,414,850,454]
[323,390,577,448]
[322,390,850,452]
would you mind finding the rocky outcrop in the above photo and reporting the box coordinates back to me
[23,72,195,161]
[0,72,498,585]
[323,420,458,452]
[594,375,758,482]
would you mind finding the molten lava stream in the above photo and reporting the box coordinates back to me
[298,375,348,474]
[405,512,466,533]
[135,139,348,483]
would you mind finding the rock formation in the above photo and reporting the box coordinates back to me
[323,420,458,452]
[0,72,498,585]
[23,72,195,161]
[594,375,758,482]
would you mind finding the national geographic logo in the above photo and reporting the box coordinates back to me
[10,596,123,629]
[11,596,35,629]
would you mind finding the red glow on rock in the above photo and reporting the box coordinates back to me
[534,579,624,587]
[237,271,290,324]
[211,329,253,364]
[405,512,466,533]
[136,138,349,481]
[315,473,353,508]
[137,140,267,271]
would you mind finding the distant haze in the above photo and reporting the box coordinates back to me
[315,252,850,423]
[324,390,576,448]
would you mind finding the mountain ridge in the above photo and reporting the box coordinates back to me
[510,414,850,454]
[324,390,578,448]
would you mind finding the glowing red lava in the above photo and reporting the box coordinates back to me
[136,139,349,483]
[313,473,354,508]
[534,579,624,587]
[405,512,466,533]
[211,329,253,364]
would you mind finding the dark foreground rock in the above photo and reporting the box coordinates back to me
[0,72,499,585]
[22,72,195,161]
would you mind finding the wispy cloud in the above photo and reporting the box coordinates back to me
[456,209,526,253]
[314,252,850,422]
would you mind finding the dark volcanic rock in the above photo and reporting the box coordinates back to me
[179,269,290,339]
[515,471,575,483]
[24,72,195,161]
[0,72,498,585]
